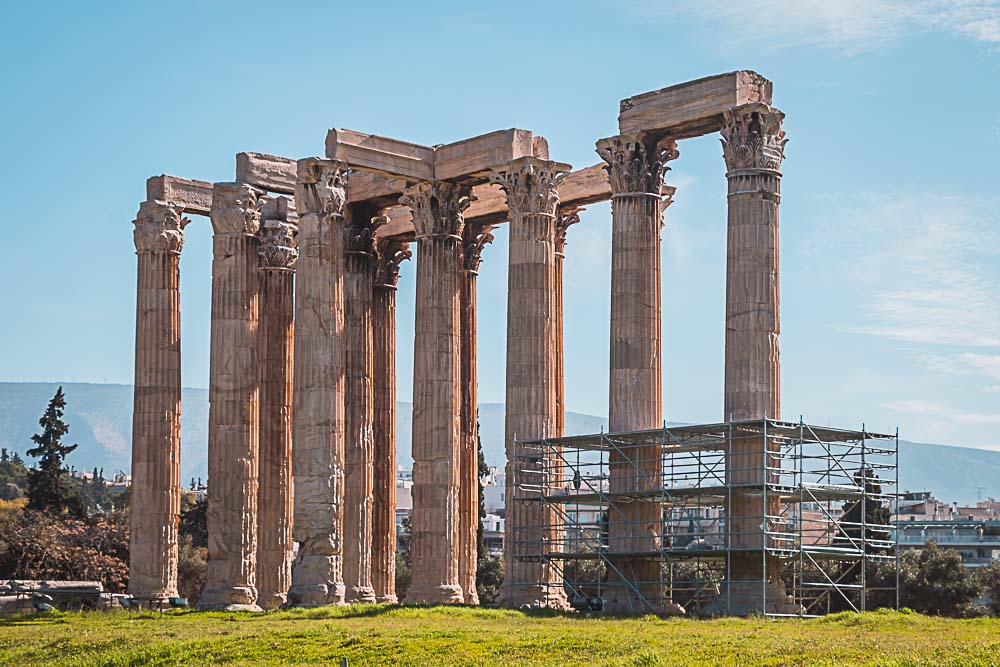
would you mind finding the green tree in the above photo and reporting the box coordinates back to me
[25,387,86,519]
[396,516,412,599]
[871,541,982,616]
[179,493,208,548]
[975,559,1000,616]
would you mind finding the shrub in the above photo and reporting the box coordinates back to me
[975,560,1000,616]
[895,542,981,616]
[0,509,128,592]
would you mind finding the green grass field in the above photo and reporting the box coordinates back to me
[0,605,997,666]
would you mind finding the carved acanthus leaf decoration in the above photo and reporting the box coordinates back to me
[133,200,189,254]
[345,213,385,256]
[210,183,262,236]
[258,198,299,270]
[555,205,583,253]
[373,237,412,288]
[295,158,348,223]
[462,222,496,273]
[400,181,473,240]
[596,133,679,195]
[720,103,787,172]
[489,157,566,218]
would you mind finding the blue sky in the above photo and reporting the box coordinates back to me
[1,0,998,451]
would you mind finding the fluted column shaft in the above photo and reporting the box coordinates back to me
[554,207,581,440]
[597,134,678,613]
[256,199,297,610]
[372,238,410,604]
[402,181,472,604]
[288,159,349,607]
[459,224,494,605]
[200,183,263,611]
[721,104,787,584]
[493,157,570,609]
[129,200,186,602]
[342,210,379,603]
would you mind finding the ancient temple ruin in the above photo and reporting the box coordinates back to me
[127,71,898,615]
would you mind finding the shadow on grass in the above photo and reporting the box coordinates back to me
[273,602,586,621]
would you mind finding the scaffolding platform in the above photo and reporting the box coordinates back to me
[507,418,899,617]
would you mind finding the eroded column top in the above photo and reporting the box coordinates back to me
[210,182,263,237]
[488,156,570,219]
[133,200,188,255]
[373,237,412,290]
[720,103,787,174]
[399,181,473,241]
[295,158,348,220]
[595,133,679,197]
[258,196,299,271]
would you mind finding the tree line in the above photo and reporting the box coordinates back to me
[0,387,997,615]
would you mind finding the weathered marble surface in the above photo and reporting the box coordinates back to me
[287,159,349,607]
[256,196,297,610]
[129,200,187,601]
[200,183,264,611]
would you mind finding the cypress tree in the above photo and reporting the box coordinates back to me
[25,387,86,519]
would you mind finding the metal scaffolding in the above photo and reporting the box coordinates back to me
[509,418,899,617]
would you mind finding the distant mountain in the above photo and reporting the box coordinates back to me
[0,382,996,505]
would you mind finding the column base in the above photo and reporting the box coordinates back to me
[196,602,264,612]
[701,581,802,617]
[285,584,347,608]
[196,586,260,612]
[346,586,377,604]
[598,582,686,615]
[404,583,466,605]
[374,594,398,605]
[464,590,480,606]
[287,555,347,607]
[499,586,571,611]
[257,593,287,611]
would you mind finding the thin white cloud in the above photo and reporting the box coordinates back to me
[921,352,1000,380]
[834,194,1000,348]
[630,0,1000,52]
[882,398,1000,426]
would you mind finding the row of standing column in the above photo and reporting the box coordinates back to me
[127,162,406,608]
[128,155,586,609]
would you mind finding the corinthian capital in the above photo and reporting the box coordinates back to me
[555,205,583,254]
[462,222,495,274]
[210,182,262,236]
[596,133,679,196]
[133,200,188,254]
[400,181,473,240]
[489,157,569,219]
[295,157,348,222]
[720,103,787,173]
[373,237,412,289]
[345,210,386,256]
[258,196,298,270]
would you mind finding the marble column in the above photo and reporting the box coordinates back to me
[288,158,349,607]
[371,237,411,604]
[596,133,679,613]
[554,206,581,439]
[493,157,571,609]
[255,196,297,610]
[720,103,791,612]
[199,183,263,611]
[401,181,472,604]
[129,200,187,603]
[458,222,495,606]
[342,207,382,604]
